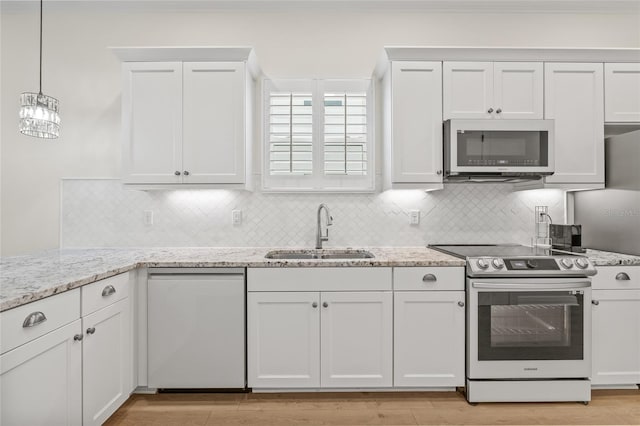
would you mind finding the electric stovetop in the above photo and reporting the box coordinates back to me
[429,244,578,259]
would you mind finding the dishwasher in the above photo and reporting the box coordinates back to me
[147,268,245,389]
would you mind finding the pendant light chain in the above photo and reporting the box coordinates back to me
[39,0,43,95]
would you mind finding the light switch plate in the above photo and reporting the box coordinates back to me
[143,210,154,226]
[232,210,242,226]
[410,210,420,225]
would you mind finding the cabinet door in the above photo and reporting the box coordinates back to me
[82,298,131,426]
[443,62,493,119]
[394,291,465,387]
[605,63,640,122]
[591,289,640,385]
[1,320,82,426]
[248,292,320,388]
[391,62,443,183]
[183,62,246,184]
[122,62,183,184]
[493,62,543,119]
[320,291,392,388]
[544,63,604,184]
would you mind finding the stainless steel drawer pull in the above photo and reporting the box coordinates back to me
[422,274,437,282]
[86,327,96,335]
[615,272,631,281]
[592,300,599,305]
[102,285,116,297]
[22,311,47,328]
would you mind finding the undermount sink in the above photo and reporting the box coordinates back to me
[264,249,375,260]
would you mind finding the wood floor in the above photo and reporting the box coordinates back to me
[104,389,640,425]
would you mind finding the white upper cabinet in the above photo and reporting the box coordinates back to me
[118,48,258,188]
[183,62,246,184]
[605,63,640,122]
[384,61,443,189]
[493,62,544,119]
[444,62,543,120]
[443,62,493,119]
[122,62,183,184]
[544,63,604,185]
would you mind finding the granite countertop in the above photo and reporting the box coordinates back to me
[0,246,464,312]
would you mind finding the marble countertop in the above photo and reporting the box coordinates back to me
[0,247,464,312]
[2,246,638,313]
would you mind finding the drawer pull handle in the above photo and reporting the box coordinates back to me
[458,301,465,307]
[592,300,599,305]
[323,302,329,308]
[422,274,437,282]
[615,272,631,281]
[74,334,83,341]
[22,311,47,328]
[86,327,96,335]
[102,285,116,297]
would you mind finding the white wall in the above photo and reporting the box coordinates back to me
[1,1,639,255]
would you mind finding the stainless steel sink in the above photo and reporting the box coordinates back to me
[265,249,374,260]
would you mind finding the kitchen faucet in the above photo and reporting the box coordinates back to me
[315,204,333,249]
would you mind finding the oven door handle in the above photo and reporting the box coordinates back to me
[472,281,591,290]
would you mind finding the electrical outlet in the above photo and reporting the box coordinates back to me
[410,210,420,225]
[143,210,154,226]
[232,210,242,226]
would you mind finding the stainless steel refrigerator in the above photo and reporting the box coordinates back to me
[574,130,640,255]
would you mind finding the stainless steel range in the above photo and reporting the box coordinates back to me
[430,244,597,404]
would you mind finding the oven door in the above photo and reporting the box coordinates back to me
[467,278,591,379]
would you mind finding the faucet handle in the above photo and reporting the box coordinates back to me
[328,216,334,226]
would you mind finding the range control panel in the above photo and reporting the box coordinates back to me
[467,256,596,277]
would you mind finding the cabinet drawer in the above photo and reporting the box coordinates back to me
[81,273,129,316]
[394,267,465,291]
[1,289,80,355]
[592,266,640,290]
[248,268,392,292]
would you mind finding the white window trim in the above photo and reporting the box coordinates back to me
[262,78,375,193]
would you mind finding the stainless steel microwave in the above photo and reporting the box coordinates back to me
[444,119,555,181]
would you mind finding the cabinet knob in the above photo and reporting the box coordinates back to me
[312,302,318,308]
[615,272,630,281]
[436,170,443,175]
[487,108,494,113]
[22,311,47,328]
[175,171,181,176]
[422,274,437,282]
[74,334,83,341]
[86,327,96,335]
[102,285,116,297]
[458,301,465,307]
[183,171,190,176]
[496,108,502,114]
[592,300,599,306]
[322,302,329,308]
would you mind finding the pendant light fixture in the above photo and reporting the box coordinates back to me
[19,0,60,139]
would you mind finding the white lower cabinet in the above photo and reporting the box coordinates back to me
[320,292,393,388]
[247,267,393,389]
[247,292,320,388]
[82,298,131,426]
[591,289,640,386]
[394,291,465,387]
[0,320,83,426]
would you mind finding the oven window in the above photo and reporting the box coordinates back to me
[457,130,549,167]
[477,291,584,360]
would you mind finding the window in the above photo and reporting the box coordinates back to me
[263,79,374,191]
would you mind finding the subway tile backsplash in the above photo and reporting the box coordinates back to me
[60,179,564,248]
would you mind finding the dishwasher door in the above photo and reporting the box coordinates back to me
[147,269,245,389]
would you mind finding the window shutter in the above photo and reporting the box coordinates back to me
[268,92,313,175]
[323,92,367,176]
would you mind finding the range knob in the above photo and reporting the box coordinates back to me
[560,258,574,269]
[492,258,505,269]
[575,258,589,269]
[476,259,490,270]
[526,259,538,269]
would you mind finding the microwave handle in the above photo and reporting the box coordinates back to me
[472,282,591,290]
